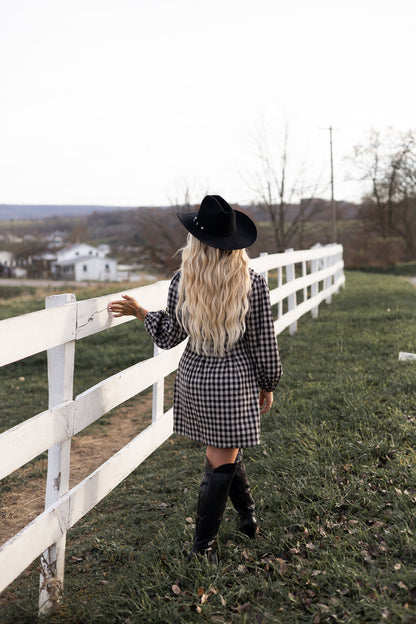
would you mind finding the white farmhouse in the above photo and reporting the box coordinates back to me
[51,244,118,281]
[52,256,118,281]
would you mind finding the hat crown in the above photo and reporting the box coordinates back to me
[176,194,257,250]
[198,195,236,237]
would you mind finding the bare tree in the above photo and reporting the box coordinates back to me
[352,128,416,258]
[247,126,325,252]
[133,184,201,274]
[168,183,193,213]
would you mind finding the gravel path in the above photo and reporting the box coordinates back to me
[0,278,89,287]
[0,274,153,288]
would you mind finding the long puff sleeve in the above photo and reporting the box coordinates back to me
[245,271,282,391]
[144,272,188,349]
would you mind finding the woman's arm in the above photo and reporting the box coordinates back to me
[108,294,148,321]
[245,273,282,392]
[109,274,187,350]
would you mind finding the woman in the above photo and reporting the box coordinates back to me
[109,195,282,559]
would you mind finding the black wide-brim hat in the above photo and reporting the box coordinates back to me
[177,195,257,250]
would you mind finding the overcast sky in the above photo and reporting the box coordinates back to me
[0,0,414,207]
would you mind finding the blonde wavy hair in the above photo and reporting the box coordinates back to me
[176,235,251,357]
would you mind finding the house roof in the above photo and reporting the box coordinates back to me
[55,243,99,258]
[65,243,97,252]
[52,255,116,267]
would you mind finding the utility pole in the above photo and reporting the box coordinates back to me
[329,125,336,243]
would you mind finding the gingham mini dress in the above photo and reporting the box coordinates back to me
[144,268,282,448]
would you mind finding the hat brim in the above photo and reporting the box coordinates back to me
[177,210,257,250]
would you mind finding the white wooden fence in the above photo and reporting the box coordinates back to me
[0,244,344,613]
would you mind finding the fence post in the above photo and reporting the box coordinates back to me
[325,245,333,304]
[335,248,344,292]
[152,344,164,422]
[311,256,319,319]
[39,294,76,614]
[278,265,283,319]
[302,260,307,302]
[285,248,297,335]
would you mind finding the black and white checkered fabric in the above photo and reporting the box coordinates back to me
[144,268,282,447]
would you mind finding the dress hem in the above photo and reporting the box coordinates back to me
[173,430,261,448]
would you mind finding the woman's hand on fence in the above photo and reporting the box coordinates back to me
[108,295,148,321]
[259,389,273,415]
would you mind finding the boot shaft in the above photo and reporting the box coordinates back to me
[229,450,257,538]
[192,458,238,555]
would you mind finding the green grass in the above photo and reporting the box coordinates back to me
[1,272,416,623]
[349,263,416,277]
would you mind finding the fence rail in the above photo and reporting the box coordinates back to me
[0,243,344,613]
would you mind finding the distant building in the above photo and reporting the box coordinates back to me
[51,256,118,281]
[32,252,59,278]
[12,266,28,278]
[0,251,27,278]
[0,251,14,267]
[46,231,66,247]
[51,244,118,281]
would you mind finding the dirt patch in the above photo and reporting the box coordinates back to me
[0,395,154,546]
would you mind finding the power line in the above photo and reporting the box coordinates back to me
[319,125,337,243]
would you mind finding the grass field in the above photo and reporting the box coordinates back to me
[1,271,416,623]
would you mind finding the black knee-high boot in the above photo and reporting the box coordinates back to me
[229,449,258,538]
[191,457,238,558]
